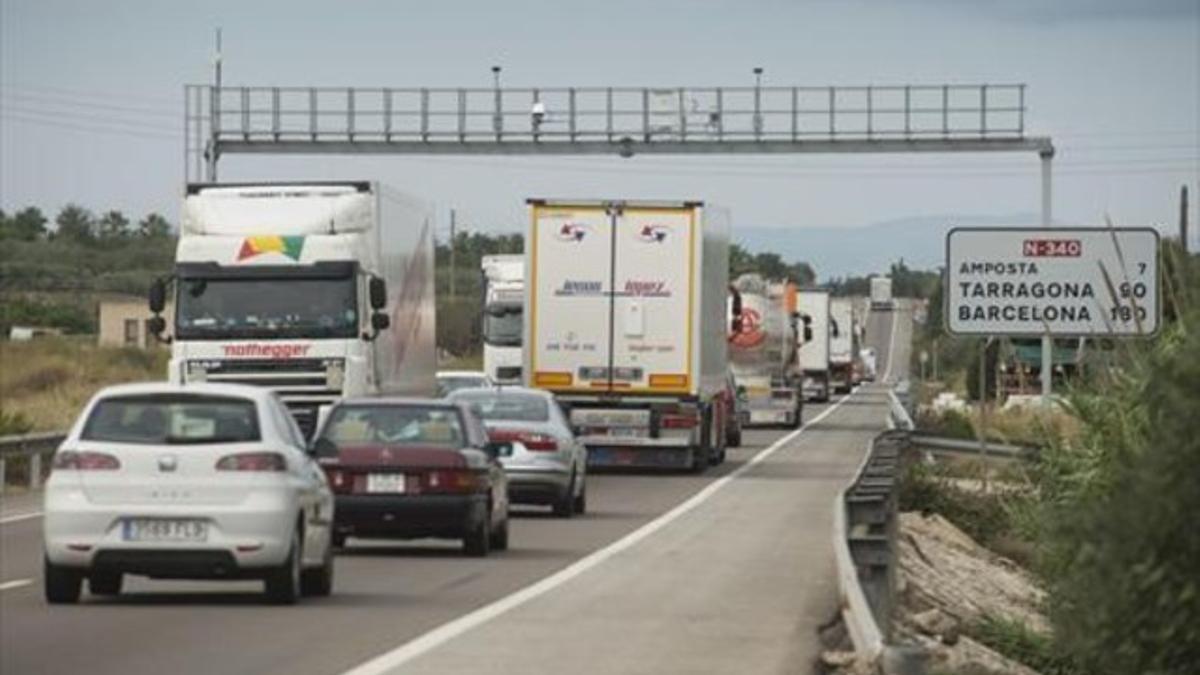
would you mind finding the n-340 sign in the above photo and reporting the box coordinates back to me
[946,228,1159,337]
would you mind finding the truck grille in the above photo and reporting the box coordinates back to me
[192,359,341,437]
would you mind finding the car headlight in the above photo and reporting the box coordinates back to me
[186,361,208,383]
[325,359,345,390]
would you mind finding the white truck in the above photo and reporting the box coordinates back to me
[829,298,855,394]
[728,274,804,428]
[148,181,437,437]
[481,254,525,383]
[524,199,731,471]
[797,288,833,402]
[870,276,894,310]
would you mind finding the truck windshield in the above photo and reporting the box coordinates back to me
[482,302,522,347]
[176,275,358,339]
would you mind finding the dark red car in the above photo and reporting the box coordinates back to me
[312,398,509,557]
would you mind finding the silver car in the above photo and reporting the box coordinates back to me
[448,387,587,518]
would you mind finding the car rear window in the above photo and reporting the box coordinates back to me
[81,395,260,444]
[437,377,488,397]
[320,405,465,449]
[452,392,550,422]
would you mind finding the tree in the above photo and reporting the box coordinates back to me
[97,210,130,241]
[11,207,49,241]
[138,213,172,239]
[54,204,94,242]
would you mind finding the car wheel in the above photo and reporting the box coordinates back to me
[89,572,123,597]
[264,526,302,605]
[491,511,510,551]
[573,477,587,515]
[552,475,575,518]
[300,535,334,597]
[44,557,82,604]
[726,423,742,449]
[463,507,492,557]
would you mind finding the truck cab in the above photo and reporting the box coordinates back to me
[481,255,524,384]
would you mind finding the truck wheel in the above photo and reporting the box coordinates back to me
[44,558,82,604]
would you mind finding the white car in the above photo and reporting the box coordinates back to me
[436,370,493,397]
[43,382,335,604]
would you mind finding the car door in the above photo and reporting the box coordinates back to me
[270,395,332,562]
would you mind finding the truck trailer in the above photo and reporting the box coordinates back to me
[797,288,833,402]
[481,254,525,384]
[829,298,856,394]
[870,276,894,310]
[524,199,730,471]
[148,181,437,436]
[728,274,803,428]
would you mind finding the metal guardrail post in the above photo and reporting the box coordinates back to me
[347,87,356,141]
[384,88,393,142]
[29,449,41,490]
[309,88,318,141]
[0,457,6,494]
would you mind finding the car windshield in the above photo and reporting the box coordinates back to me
[319,405,465,451]
[482,302,522,347]
[437,376,488,397]
[176,274,358,340]
[81,395,260,444]
[452,392,549,423]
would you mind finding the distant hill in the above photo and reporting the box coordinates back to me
[731,213,1040,281]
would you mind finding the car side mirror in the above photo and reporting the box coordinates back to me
[804,327,814,342]
[369,276,387,310]
[736,385,748,400]
[372,312,390,331]
[483,441,508,458]
[147,315,166,337]
[148,279,166,313]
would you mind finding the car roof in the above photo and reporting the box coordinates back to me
[335,396,463,408]
[436,370,488,379]
[446,386,553,400]
[91,381,272,402]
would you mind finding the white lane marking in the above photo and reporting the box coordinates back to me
[0,578,33,592]
[0,511,44,525]
[341,391,858,675]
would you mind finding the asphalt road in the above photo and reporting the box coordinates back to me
[0,306,910,675]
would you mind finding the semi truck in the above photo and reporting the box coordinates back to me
[727,274,804,428]
[797,288,833,402]
[481,254,525,383]
[870,276,894,310]
[148,181,437,437]
[829,298,856,394]
[524,199,730,470]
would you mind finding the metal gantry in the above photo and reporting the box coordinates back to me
[184,83,1052,181]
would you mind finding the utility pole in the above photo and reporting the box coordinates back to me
[449,208,457,300]
[1181,185,1189,254]
[206,27,223,182]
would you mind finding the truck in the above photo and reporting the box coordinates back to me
[870,276,894,310]
[481,254,525,383]
[148,181,437,437]
[828,298,856,394]
[524,199,730,471]
[797,288,833,402]
[727,274,804,428]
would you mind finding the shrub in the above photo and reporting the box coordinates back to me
[968,614,1079,675]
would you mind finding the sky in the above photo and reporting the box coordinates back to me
[1,0,1198,260]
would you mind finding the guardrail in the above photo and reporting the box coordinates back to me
[909,434,1037,460]
[0,431,65,494]
[834,428,910,670]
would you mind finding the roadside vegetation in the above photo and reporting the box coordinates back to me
[0,338,167,432]
[902,239,1200,674]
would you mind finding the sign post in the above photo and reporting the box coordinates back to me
[945,227,1160,400]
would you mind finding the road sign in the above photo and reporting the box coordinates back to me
[946,227,1159,337]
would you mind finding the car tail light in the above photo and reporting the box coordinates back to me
[52,451,120,471]
[422,470,481,494]
[772,389,794,400]
[488,430,559,452]
[323,467,352,493]
[215,452,286,472]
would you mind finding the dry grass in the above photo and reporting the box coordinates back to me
[0,338,167,432]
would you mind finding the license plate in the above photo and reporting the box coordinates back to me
[608,427,646,438]
[123,518,208,542]
[367,473,407,493]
